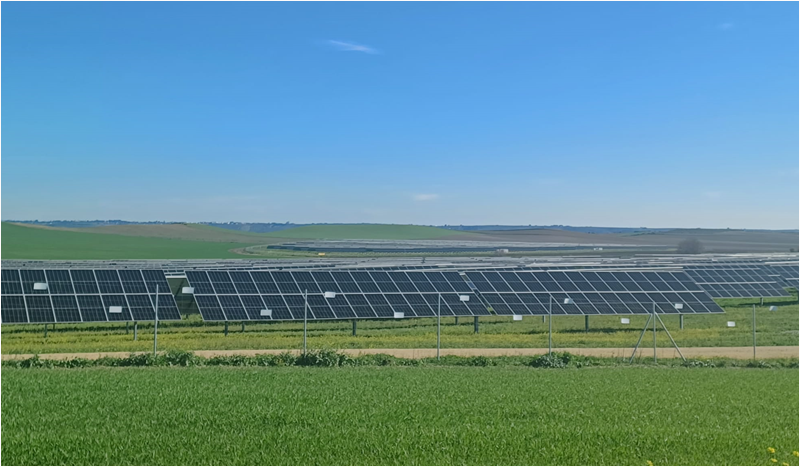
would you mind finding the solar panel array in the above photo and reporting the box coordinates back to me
[767,265,799,288]
[185,270,488,321]
[186,269,723,321]
[683,267,790,298]
[0,270,181,324]
[464,270,723,315]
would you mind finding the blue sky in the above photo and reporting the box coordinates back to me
[2,2,797,228]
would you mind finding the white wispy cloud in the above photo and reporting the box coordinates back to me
[718,22,735,30]
[327,40,380,54]
[413,194,440,202]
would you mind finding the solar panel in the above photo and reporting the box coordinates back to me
[185,267,724,321]
[186,269,487,321]
[0,269,181,324]
[683,267,790,298]
[466,269,723,315]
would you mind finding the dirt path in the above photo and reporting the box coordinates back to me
[2,346,797,361]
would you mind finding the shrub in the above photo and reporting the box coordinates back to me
[158,350,200,367]
[297,349,353,367]
[530,352,572,368]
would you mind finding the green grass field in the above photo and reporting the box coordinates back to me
[3,296,796,354]
[1,222,260,259]
[1,222,475,259]
[2,366,797,465]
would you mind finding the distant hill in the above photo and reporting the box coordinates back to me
[6,220,796,234]
[258,224,473,240]
[0,222,253,259]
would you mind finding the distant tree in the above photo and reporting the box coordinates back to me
[677,238,705,254]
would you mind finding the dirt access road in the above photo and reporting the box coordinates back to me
[3,346,797,361]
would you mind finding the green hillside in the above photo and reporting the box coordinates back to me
[0,222,256,259]
[261,224,471,240]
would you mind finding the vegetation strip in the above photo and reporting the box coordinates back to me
[3,349,798,369]
[3,345,799,362]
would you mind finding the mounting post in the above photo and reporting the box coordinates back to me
[679,314,684,330]
[474,316,479,334]
[224,321,228,336]
[241,322,245,333]
[44,323,48,338]
[585,316,589,332]
[548,296,553,355]
[437,294,441,360]
[126,322,129,334]
[134,322,138,341]
[760,297,764,306]
[653,303,657,364]
[455,317,459,325]
[752,304,756,360]
[352,320,357,336]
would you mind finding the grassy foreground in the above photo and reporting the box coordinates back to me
[3,296,797,354]
[2,366,798,465]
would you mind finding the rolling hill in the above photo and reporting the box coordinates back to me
[0,223,258,259]
[258,224,475,240]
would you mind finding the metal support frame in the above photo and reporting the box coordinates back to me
[352,319,357,336]
[241,322,245,333]
[126,322,129,334]
[455,317,459,325]
[585,315,589,332]
[44,323,48,338]
[629,303,685,363]
[224,321,228,336]
[134,322,138,341]
[474,316,479,334]
[679,314,684,330]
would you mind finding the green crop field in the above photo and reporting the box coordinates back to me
[3,296,797,355]
[0,222,477,259]
[0,222,262,259]
[2,366,797,465]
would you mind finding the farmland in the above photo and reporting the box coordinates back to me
[2,366,797,465]
[0,222,480,259]
[2,295,797,355]
[0,222,262,259]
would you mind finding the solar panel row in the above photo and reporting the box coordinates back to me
[463,270,721,315]
[186,269,724,321]
[185,270,487,321]
[683,267,791,298]
[0,270,181,324]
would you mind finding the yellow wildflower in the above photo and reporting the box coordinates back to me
[793,451,799,457]
[646,461,653,466]
[768,447,776,454]
[780,463,788,466]
[769,458,777,463]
